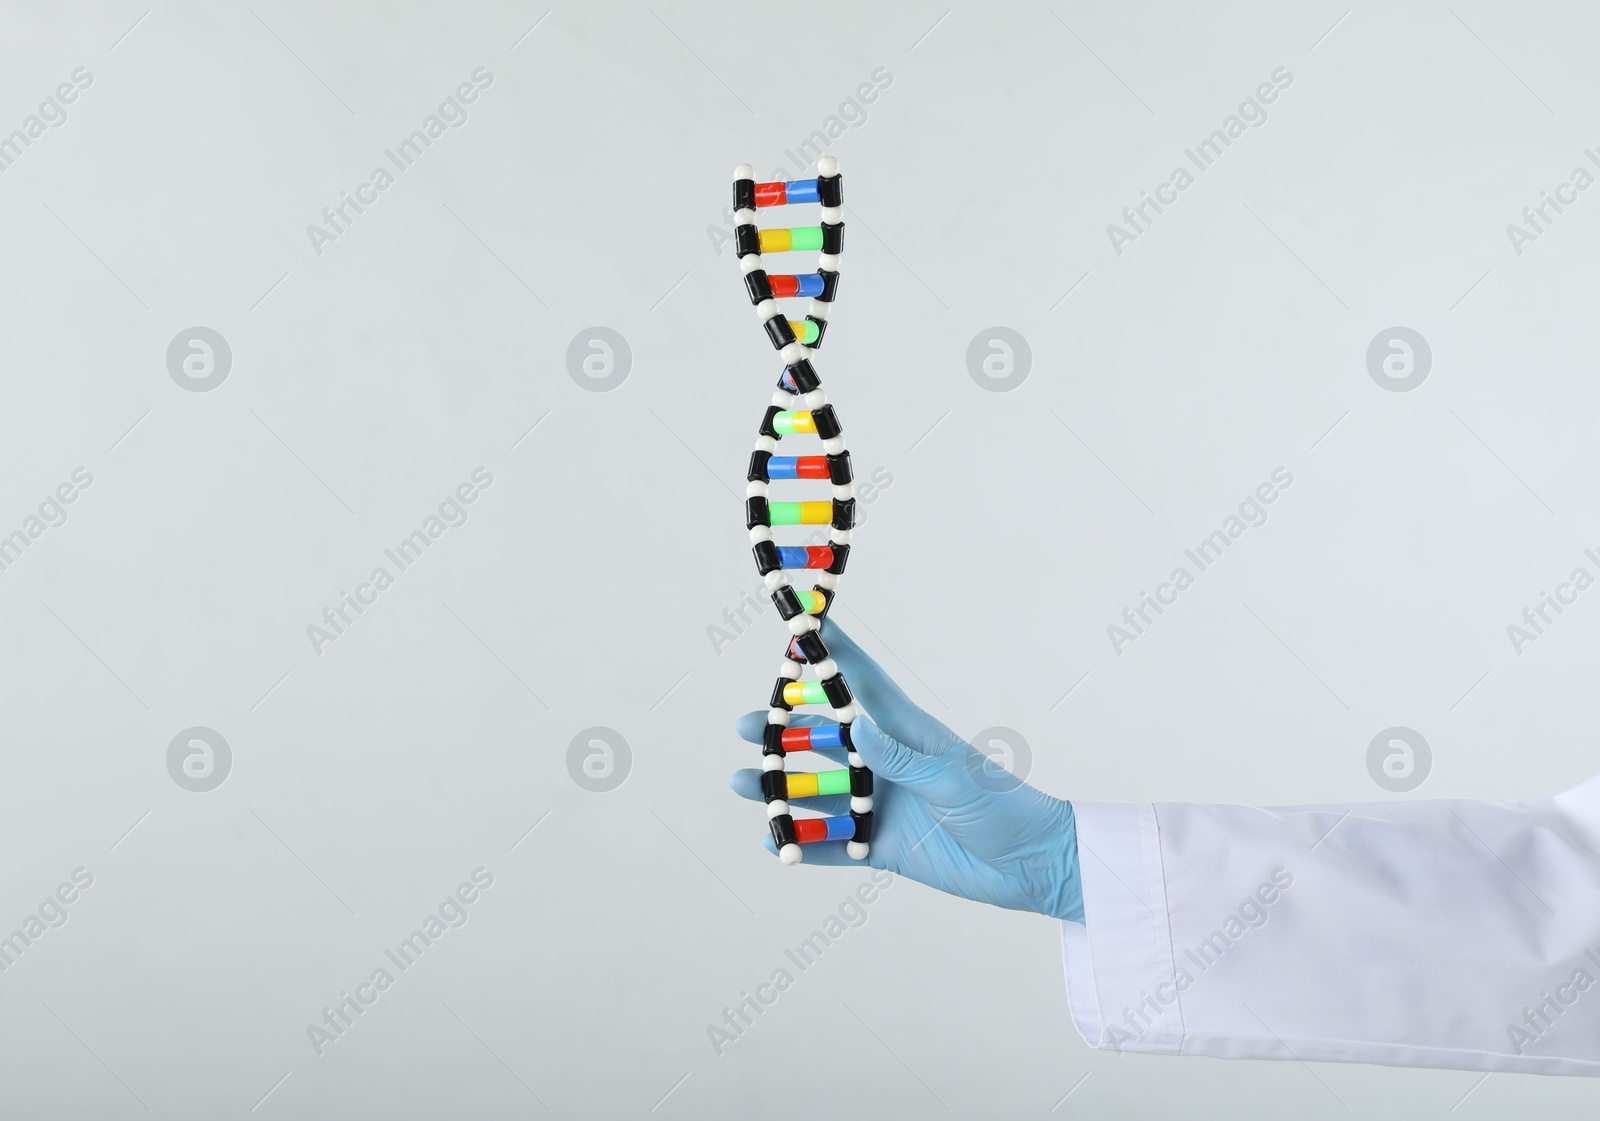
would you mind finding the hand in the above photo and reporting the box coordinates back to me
[730,620,1084,922]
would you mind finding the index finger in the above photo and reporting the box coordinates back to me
[819,619,960,755]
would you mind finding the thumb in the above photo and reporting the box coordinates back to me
[850,716,949,793]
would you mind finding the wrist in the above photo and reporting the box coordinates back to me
[1045,798,1085,923]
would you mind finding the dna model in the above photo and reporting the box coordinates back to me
[733,156,872,866]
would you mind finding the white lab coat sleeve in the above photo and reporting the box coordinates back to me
[1060,774,1600,1075]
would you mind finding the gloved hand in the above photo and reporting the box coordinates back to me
[730,620,1084,923]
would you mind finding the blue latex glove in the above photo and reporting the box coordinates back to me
[730,620,1085,923]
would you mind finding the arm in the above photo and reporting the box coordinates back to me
[730,621,1600,1076]
[1066,782,1600,1075]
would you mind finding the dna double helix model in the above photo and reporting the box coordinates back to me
[732,156,872,866]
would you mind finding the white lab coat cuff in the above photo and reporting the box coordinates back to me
[1060,800,1185,1054]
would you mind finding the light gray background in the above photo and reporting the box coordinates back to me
[1,0,1598,1116]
